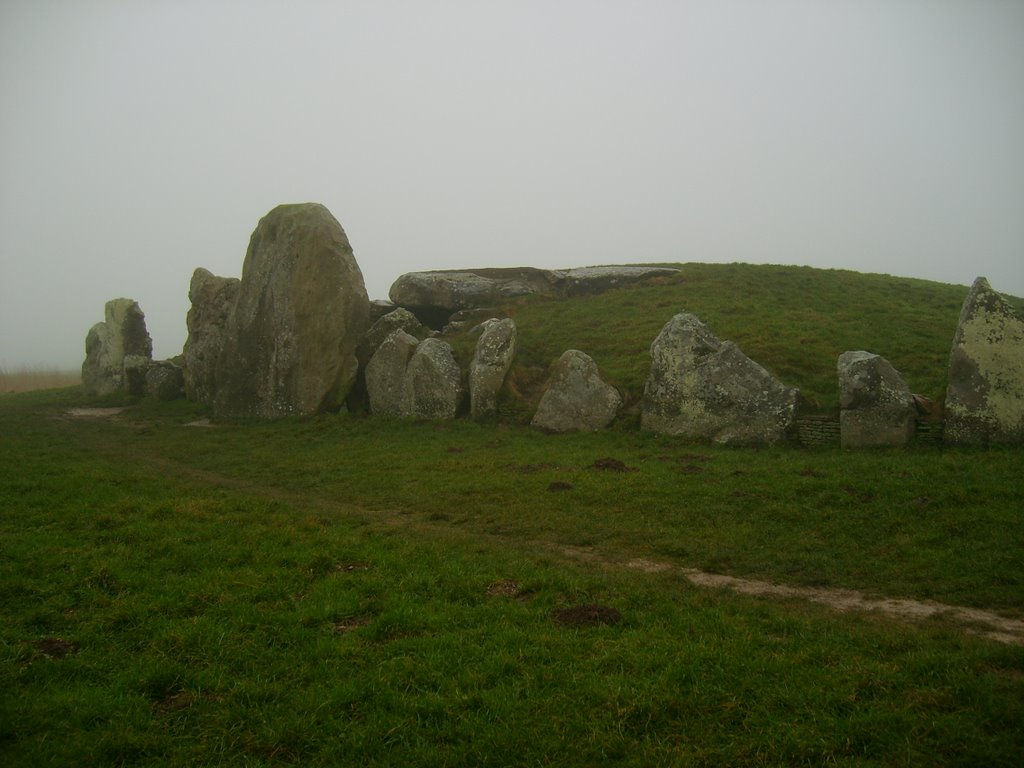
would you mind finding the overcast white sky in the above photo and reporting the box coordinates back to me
[1,1,1022,367]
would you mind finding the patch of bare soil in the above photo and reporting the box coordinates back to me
[66,407,127,418]
[590,457,637,472]
[34,636,79,659]
[333,616,373,634]
[552,604,623,627]
[152,691,196,715]
[622,559,1024,646]
[486,579,523,597]
[504,462,560,474]
[336,561,371,573]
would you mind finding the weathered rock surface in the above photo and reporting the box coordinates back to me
[470,318,517,419]
[183,268,240,404]
[358,308,428,369]
[389,265,680,325]
[365,331,464,419]
[641,313,798,445]
[945,277,1024,446]
[837,351,916,448]
[123,355,152,397]
[81,298,153,396]
[365,330,420,416]
[388,269,550,326]
[532,350,621,432]
[146,360,185,401]
[348,308,427,413]
[369,299,398,322]
[213,203,370,417]
[403,338,464,419]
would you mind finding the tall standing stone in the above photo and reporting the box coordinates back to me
[81,298,153,396]
[837,351,916,448]
[945,277,1024,446]
[531,349,621,432]
[469,318,517,419]
[182,268,240,404]
[641,312,798,445]
[213,203,370,417]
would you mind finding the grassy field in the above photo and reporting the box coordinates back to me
[2,383,1022,766]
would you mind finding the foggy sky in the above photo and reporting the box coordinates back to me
[2,0,1022,368]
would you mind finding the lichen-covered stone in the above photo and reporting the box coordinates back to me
[365,331,463,419]
[837,351,916,448]
[213,203,370,417]
[944,277,1024,446]
[403,338,463,420]
[183,268,239,404]
[365,330,419,416]
[146,360,185,401]
[389,268,554,316]
[81,298,153,396]
[532,349,621,432]
[470,318,517,419]
[358,308,428,370]
[388,266,680,327]
[641,313,798,445]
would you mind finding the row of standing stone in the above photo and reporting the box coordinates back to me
[80,203,1023,447]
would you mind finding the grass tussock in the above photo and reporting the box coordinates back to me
[0,365,80,394]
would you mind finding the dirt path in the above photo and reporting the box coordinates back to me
[623,557,1024,645]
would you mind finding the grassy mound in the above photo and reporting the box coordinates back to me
[443,263,1021,421]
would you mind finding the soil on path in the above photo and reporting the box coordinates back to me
[624,557,1024,645]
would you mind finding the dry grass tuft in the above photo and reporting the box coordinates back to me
[0,366,80,394]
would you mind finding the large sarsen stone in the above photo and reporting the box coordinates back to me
[214,203,370,417]
[531,349,621,432]
[403,338,464,420]
[641,313,798,445]
[388,265,680,326]
[183,268,239,404]
[81,298,153,396]
[469,318,517,419]
[837,351,916,448]
[944,277,1024,446]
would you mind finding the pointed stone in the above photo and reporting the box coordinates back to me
[532,350,621,432]
[81,298,152,396]
[641,313,798,445]
[945,277,1024,446]
[470,318,517,419]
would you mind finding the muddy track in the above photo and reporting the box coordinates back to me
[65,409,1024,646]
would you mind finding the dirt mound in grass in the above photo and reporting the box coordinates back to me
[552,604,623,627]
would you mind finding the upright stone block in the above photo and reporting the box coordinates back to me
[838,351,916,448]
[944,277,1024,446]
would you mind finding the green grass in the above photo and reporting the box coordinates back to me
[450,262,1023,418]
[2,386,1023,766]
